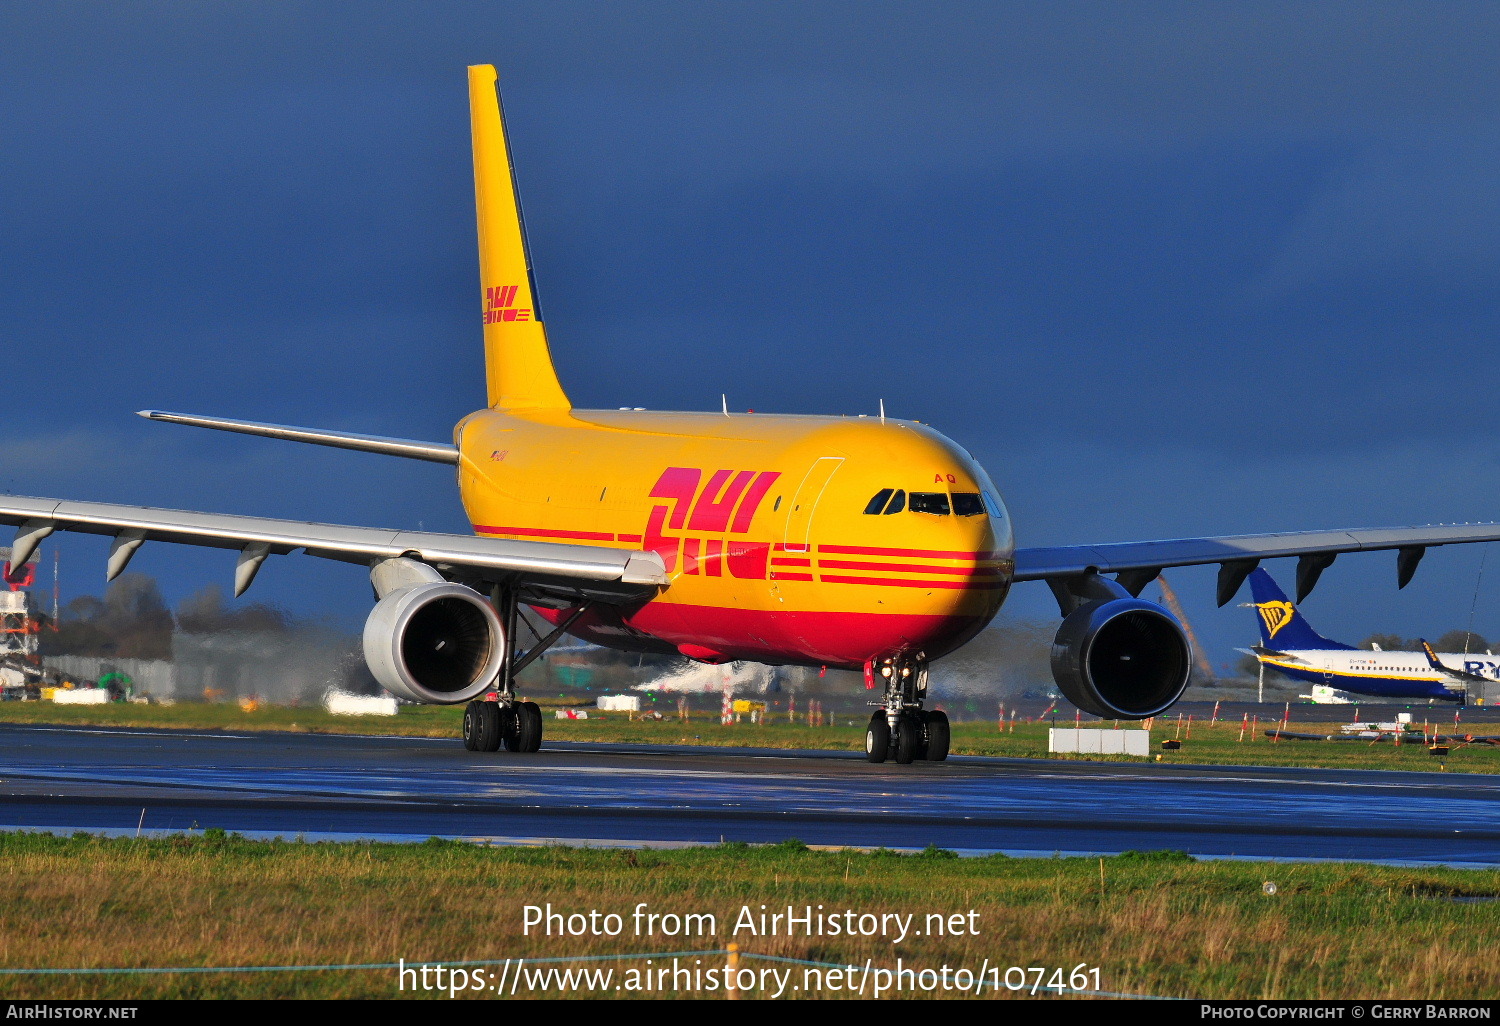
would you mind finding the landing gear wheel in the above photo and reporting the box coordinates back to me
[894,713,921,765]
[477,702,504,752]
[521,701,543,752]
[923,710,950,762]
[462,701,482,751]
[865,712,890,763]
[507,701,543,753]
[463,701,503,752]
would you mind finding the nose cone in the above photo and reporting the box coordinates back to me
[804,420,1014,664]
[909,509,1011,660]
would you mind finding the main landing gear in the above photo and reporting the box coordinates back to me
[463,698,542,753]
[462,591,592,755]
[864,654,949,765]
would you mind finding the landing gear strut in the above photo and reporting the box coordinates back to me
[462,591,591,755]
[864,654,949,764]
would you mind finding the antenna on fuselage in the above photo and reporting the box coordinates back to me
[879,398,886,424]
[721,394,729,417]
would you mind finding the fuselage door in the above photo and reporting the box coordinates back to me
[783,457,844,554]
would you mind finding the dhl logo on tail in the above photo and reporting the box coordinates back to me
[483,284,532,324]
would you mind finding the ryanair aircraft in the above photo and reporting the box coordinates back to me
[9,66,1500,763]
[1247,569,1488,704]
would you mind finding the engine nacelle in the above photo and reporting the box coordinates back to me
[362,582,504,705]
[1050,598,1191,719]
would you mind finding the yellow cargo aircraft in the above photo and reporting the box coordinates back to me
[9,66,1500,764]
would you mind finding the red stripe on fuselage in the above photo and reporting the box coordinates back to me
[817,559,1002,576]
[474,525,617,542]
[818,544,1002,560]
[820,574,1006,590]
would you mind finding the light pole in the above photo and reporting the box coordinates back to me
[1238,602,1265,704]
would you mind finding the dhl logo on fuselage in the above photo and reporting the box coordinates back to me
[483,284,532,324]
[478,466,1002,590]
[1256,601,1295,638]
[644,467,781,579]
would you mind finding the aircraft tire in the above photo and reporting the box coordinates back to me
[894,714,921,765]
[923,710,950,762]
[502,703,525,751]
[515,701,544,753]
[865,713,890,763]
[477,702,505,752]
[462,701,482,751]
[474,702,504,750]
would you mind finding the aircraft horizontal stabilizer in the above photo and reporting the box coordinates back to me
[139,410,458,464]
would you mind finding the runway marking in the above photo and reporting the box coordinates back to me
[1024,772,1500,795]
[0,824,1494,870]
[10,727,255,741]
[9,726,1497,792]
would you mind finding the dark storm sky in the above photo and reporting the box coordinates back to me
[5,2,1500,668]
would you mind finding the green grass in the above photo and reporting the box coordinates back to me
[3,701,1497,774]
[0,832,1495,999]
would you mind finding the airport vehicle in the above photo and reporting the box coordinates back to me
[7,66,1500,763]
[1246,568,1483,703]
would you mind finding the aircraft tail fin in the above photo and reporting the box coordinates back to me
[468,65,571,411]
[1247,568,1353,651]
[1418,639,1488,683]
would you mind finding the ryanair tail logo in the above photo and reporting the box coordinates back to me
[1256,601,1295,639]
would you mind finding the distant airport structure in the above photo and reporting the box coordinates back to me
[1244,569,1498,705]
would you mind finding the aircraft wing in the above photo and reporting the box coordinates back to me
[1418,639,1489,685]
[1012,523,1500,606]
[0,494,667,606]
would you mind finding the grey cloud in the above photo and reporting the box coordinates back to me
[1256,134,1500,292]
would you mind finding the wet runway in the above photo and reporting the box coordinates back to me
[1,723,1498,866]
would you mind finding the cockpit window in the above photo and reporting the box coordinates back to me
[908,492,950,516]
[864,488,907,514]
[951,493,985,517]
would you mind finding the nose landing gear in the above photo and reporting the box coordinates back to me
[864,654,949,764]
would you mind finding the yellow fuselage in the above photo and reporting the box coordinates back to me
[455,407,1014,670]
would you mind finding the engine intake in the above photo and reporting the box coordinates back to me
[363,582,504,705]
[1050,597,1191,719]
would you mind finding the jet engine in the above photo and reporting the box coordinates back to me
[363,581,505,705]
[1050,597,1191,719]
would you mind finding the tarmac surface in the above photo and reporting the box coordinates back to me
[1,723,1498,866]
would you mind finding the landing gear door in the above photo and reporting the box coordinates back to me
[783,457,844,554]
